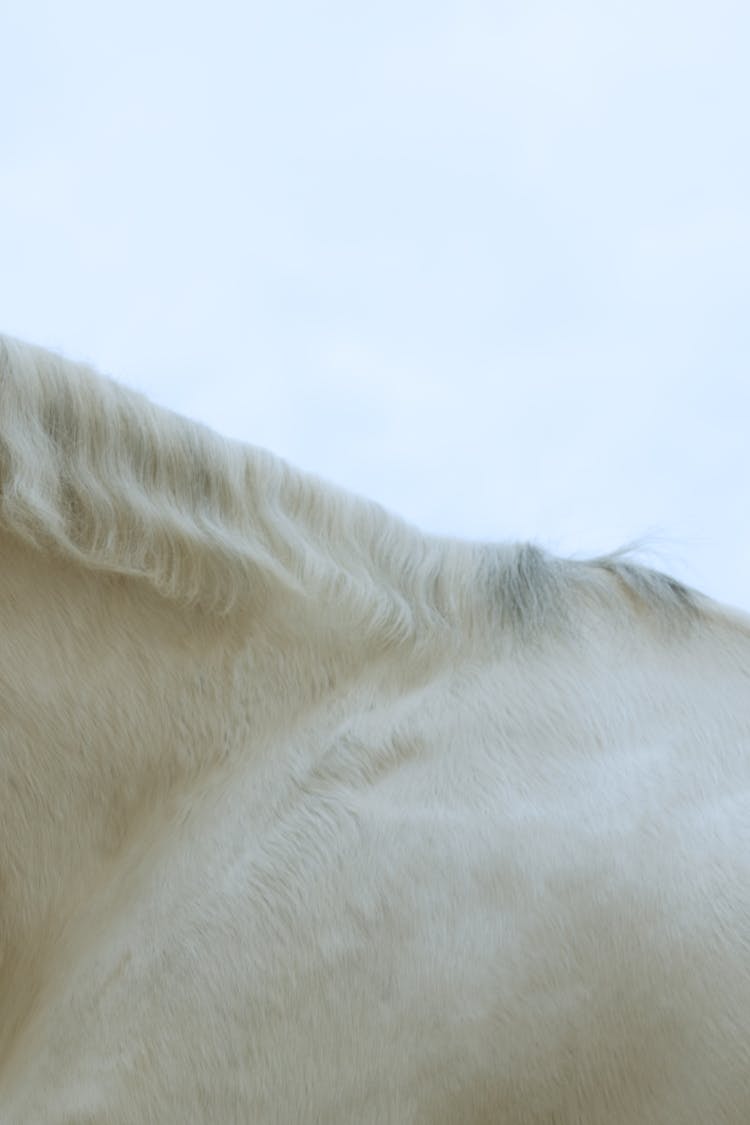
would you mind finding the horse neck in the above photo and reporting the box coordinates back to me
[0,533,348,1037]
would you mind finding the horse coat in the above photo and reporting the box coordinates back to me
[0,336,748,1123]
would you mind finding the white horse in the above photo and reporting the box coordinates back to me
[0,336,747,1124]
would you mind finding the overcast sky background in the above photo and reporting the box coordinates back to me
[2,0,748,609]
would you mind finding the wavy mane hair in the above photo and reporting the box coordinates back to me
[0,335,700,641]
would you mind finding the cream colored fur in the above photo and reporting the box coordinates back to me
[0,336,748,1123]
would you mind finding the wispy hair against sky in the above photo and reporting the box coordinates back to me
[2,0,748,607]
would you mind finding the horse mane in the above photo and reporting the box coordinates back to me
[0,335,702,639]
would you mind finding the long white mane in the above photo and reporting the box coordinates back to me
[0,335,701,633]
[0,336,747,1124]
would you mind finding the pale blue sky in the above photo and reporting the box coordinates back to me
[2,0,748,608]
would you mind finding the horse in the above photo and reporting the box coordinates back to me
[0,335,747,1123]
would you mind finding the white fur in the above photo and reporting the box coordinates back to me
[0,337,748,1123]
